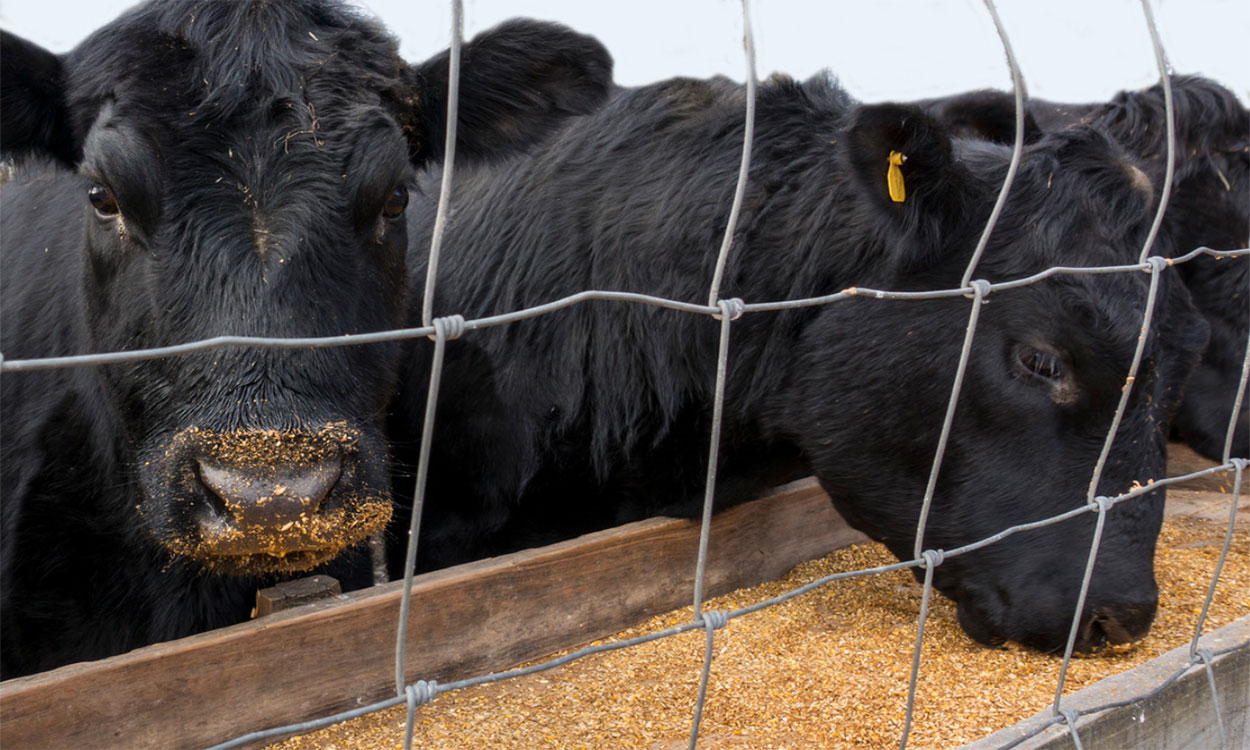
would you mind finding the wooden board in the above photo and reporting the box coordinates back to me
[0,478,863,750]
[1166,442,1243,493]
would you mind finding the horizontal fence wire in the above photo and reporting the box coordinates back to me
[1,248,1243,375]
[2,1,1247,749]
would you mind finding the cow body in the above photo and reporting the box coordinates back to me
[392,73,1208,654]
[0,1,612,678]
[922,77,1250,460]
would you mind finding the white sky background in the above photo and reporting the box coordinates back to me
[1,1,1247,106]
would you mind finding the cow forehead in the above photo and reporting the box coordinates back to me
[66,0,408,139]
[69,5,417,230]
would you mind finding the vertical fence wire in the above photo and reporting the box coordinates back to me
[1190,459,1245,660]
[1185,458,1243,750]
[1136,0,1176,266]
[914,0,1026,559]
[1052,259,1167,716]
[1195,647,1230,750]
[959,0,1027,289]
[1051,495,1113,716]
[705,0,757,309]
[1079,0,1175,501]
[898,549,944,750]
[394,316,463,697]
[911,279,989,559]
[691,299,744,616]
[420,0,463,330]
[1222,300,1250,464]
[1048,6,1180,719]
[686,3,760,742]
[395,0,465,698]
[687,610,728,750]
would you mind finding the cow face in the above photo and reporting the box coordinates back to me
[0,4,611,576]
[772,109,1207,652]
[919,79,1250,460]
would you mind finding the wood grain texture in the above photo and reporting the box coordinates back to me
[1166,442,1242,493]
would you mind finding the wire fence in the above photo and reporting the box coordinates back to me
[1,0,1247,748]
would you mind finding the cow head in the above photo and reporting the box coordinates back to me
[1093,77,1250,459]
[0,4,611,576]
[769,106,1208,652]
[919,79,1250,460]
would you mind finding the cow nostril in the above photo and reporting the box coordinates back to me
[1075,617,1109,653]
[1076,604,1155,652]
[196,458,342,527]
[1094,614,1136,646]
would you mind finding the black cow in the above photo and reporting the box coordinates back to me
[0,2,612,678]
[921,77,1250,461]
[390,72,1209,654]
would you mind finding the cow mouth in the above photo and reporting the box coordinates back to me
[146,422,393,576]
[954,593,1008,650]
[954,586,1153,654]
[1073,607,1151,651]
[164,495,392,575]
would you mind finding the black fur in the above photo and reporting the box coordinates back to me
[392,72,1208,654]
[0,1,612,678]
[921,77,1250,459]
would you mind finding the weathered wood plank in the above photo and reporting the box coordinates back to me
[962,616,1250,749]
[1166,442,1243,493]
[0,478,862,750]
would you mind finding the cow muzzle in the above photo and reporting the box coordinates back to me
[151,422,392,575]
[952,573,1157,654]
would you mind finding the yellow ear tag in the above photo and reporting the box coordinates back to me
[887,150,907,203]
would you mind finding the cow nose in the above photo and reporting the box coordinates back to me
[197,458,342,527]
[1075,601,1156,651]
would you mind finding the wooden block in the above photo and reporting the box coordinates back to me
[253,575,342,618]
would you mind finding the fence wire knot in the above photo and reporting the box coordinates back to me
[1230,457,1247,473]
[431,315,466,342]
[715,297,746,321]
[700,610,729,631]
[1144,256,1168,274]
[921,549,945,569]
[1194,648,1214,667]
[1093,495,1113,514]
[1058,708,1085,750]
[404,680,439,709]
[966,278,992,301]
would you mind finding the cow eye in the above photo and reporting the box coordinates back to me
[88,184,120,217]
[381,186,408,219]
[1017,345,1064,381]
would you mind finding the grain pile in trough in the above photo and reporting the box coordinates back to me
[276,492,1248,749]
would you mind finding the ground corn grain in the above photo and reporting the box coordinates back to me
[275,508,1248,750]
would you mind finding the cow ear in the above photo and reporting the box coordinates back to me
[407,19,613,166]
[1096,76,1249,153]
[846,103,976,270]
[929,90,1043,145]
[1,30,78,167]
